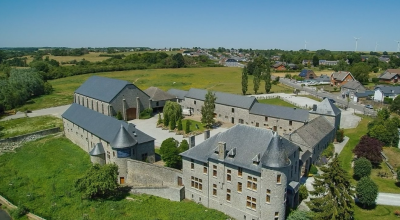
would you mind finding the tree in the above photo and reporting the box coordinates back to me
[163,101,182,127]
[368,118,399,147]
[390,95,400,115]
[157,113,162,125]
[333,59,349,72]
[253,66,261,94]
[241,66,248,95]
[169,116,176,130]
[116,111,123,120]
[179,139,189,153]
[177,118,183,130]
[287,210,313,220]
[353,136,383,164]
[377,107,390,120]
[159,137,181,169]
[336,129,344,142]
[185,120,191,134]
[172,53,185,68]
[356,177,378,208]
[264,60,272,93]
[299,185,308,202]
[353,157,372,179]
[75,163,119,199]
[312,55,319,67]
[350,62,370,83]
[201,90,216,128]
[309,154,354,220]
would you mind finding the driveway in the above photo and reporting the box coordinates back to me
[376,193,400,206]
[129,115,227,147]
[1,105,71,121]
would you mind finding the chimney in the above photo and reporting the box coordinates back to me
[204,130,210,140]
[189,135,195,148]
[312,104,317,111]
[218,142,226,160]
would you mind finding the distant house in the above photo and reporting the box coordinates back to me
[379,69,400,84]
[271,55,281,61]
[361,55,369,62]
[315,74,330,83]
[299,70,316,79]
[302,60,312,66]
[330,71,355,86]
[373,85,400,102]
[144,87,176,112]
[288,63,298,70]
[353,91,374,103]
[273,62,286,71]
[182,51,192,56]
[379,56,390,63]
[225,58,240,67]
[319,60,339,66]
[340,80,366,98]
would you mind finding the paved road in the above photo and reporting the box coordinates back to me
[376,193,400,206]
[0,209,11,220]
[1,105,71,121]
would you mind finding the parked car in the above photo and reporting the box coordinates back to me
[365,104,373,109]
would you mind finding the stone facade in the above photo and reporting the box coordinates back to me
[248,113,305,135]
[74,93,111,116]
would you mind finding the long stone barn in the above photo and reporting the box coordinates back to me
[62,103,155,184]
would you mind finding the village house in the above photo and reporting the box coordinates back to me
[340,80,366,98]
[225,58,240,67]
[373,85,400,102]
[74,76,151,120]
[298,69,316,79]
[319,60,339,66]
[330,71,355,86]
[272,62,286,71]
[379,69,400,84]
[144,87,176,112]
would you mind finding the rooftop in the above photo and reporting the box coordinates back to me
[249,103,309,122]
[145,87,175,101]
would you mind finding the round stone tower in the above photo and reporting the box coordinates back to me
[89,143,106,165]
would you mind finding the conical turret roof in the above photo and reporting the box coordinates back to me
[261,131,291,168]
[89,143,105,156]
[110,124,137,149]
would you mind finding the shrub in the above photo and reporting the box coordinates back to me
[169,117,176,130]
[185,120,191,134]
[333,87,338,92]
[177,118,183,131]
[395,210,400,217]
[354,157,372,179]
[157,113,162,125]
[116,111,123,120]
[11,204,29,218]
[299,185,308,202]
[353,136,383,164]
[356,177,378,208]
[384,97,393,104]
[310,164,318,175]
[284,73,292,79]
[139,108,152,119]
[336,129,344,142]
[371,77,379,83]
[322,143,334,158]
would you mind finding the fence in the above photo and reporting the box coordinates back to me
[381,151,397,179]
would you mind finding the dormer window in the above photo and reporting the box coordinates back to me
[228,148,237,158]
[252,153,261,165]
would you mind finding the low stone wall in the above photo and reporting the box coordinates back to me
[131,186,185,202]
[0,127,61,154]
[0,195,45,220]
[126,159,183,188]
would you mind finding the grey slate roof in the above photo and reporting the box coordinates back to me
[62,104,154,144]
[249,103,309,122]
[375,85,400,95]
[331,71,353,81]
[167,89,187,100]
[180,124,297,172]
[185,88,256,109]
[341,80,366,92]
[89,143,105,156]
[74,76,131,103]
[111,125,138,149]
[144,87,175,101]
[354,90,374,98]
[315,74,330,82]
[379,69,400,79]
[261,132,291,168]
[309,98,340,116]
[285,116,334,152]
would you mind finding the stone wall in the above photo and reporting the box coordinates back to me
[0,127,61,154]
[131,186,185,202]
[0,195,45,220]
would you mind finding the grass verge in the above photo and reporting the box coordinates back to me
[0,136,229,219]
[0,116,63,139]
[257,98,297,108]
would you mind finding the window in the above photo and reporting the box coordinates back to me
[265,116,268,121]
[266,189,271,203]
[107,151,110,160]
[277,174,281,184]
[191,159,194,170]
[274,212,279,220]
[239,119,244,124]
[194,101,196,104]
[238,167,243,177]
[232,108,235,113]
[246,196,256,210]
[113,151,115,157]
[213,184,217,196]
[273,126,277,131]
[289,120,292,126]
[191,176,203,191]
[237,182,242,192]
[227,169,231,182]
[156,101,159,106]
[203,163,208,174]
[226,189,231,201]
[247,176,257,191]
[213,165,217,177]
[256,122,259,127]
[284,188,287,202]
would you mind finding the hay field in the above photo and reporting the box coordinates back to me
[21,67,293,111]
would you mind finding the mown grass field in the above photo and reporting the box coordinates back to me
[0,136,229,220]
[354,204,400,220]
[0,116,63,139]
[258,98,297,108]
[18,67,293,111]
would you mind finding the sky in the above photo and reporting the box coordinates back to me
[1,0,400,52]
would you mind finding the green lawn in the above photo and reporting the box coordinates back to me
[182,119,205,133]
[0,115,63,139]
[257,98,298,108]
[297,95,322,102]
[0,136,229,220]
[17,67,292,111]
[354,204,400,220]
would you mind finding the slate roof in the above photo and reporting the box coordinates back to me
[180,124,297,172]
[331,71,353,81]
[167,89,187,100]
[375,85,400,95]
[341,80,366,92]
[354,90,374,98]
[74,76,133,103]
[62,104,154,144]
[285,116,334,152]
[249,103,309,122]
[144,87,175,101]
[315,74,330,82]
[89,143,105,156]
[261,132,291,168]
[185,88,256,110]
[379,69,400,79]
[309,98,340,116]
[226,59,238,62]
[111,125,138,149]
[299,70,314,77]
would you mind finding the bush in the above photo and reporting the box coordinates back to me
[169,117,176,130]
[309,164,318,175]
[354,157,372,179]
[371,77,379,83]
[336,129,344,142]
[299,185,308,202]
[140,108,152,119]
[384,97,393,104]
[185,120,191,134]
[157,113,162,125]
[11,204,29,218]
[356,177,378,208]
[285,73,292,79]
[322,143,334,158]
[177,118,183,131]
[116,111,123,120]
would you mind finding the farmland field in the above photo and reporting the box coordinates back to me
[19,67,293,111]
